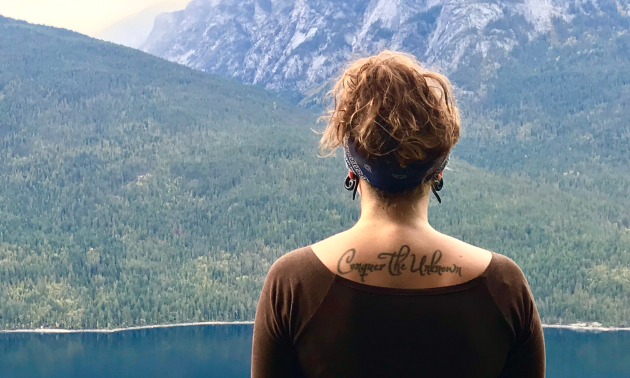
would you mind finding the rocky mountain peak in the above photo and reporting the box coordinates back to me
[141,0,624,102]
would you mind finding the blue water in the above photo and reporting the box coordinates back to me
[1,325,629,377]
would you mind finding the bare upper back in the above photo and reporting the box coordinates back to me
[252,243,545,378]
[311,226,493,290]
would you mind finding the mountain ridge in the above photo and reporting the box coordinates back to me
[140,0,622,100]
[96,0,190,48]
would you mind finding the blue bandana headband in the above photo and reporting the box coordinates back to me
[343,135,448,193]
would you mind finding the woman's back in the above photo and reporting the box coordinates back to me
[252,245,544,378]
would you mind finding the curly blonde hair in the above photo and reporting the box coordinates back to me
[320,51,460,170]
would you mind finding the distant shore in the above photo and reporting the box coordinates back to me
[2,321,630,334]
[0,321,255,334]
[542,322,630,332]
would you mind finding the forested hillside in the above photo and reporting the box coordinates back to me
[0,16,628,329]
[457,6,630,204]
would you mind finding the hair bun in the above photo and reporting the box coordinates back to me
[320,50,460,169]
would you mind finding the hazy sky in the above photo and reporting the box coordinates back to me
[0,0,190,36]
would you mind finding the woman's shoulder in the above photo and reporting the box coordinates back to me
[483,252,530,290]
[479,251,538,337]
[439,234,530,293]
[434,234,495,282]
[268,246,313,271]
[260,247,336,339]
[266,246,334,286]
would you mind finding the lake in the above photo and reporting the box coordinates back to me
[1,325,629,377]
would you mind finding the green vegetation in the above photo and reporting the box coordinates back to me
[456,6,630,203]
[0,15,628,330]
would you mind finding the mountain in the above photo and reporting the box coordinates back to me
[141,0,625,99]
[0,16,629,329]
[0,15,314,329]
[96,0,190,48]
[141,0,630,196]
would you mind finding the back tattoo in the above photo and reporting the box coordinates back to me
[337,245,463,282]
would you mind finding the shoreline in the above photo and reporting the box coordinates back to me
[541,322,630,332]
[0,321,255,334]
[1,321,629,334]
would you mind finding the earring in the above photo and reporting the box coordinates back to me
[434,177,444,191]
[431,177,444,204]
[344,175,359,201]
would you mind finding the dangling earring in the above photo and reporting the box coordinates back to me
[431,177,444,204]
[344,175,359,201]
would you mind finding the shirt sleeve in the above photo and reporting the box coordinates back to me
[251,260,304,378]
[499,275,546,377]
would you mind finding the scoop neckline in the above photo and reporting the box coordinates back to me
[306,246,495,296]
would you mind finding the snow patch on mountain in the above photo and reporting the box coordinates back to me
[517,0,563,32]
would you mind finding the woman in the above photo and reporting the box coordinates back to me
[252,51,545,377]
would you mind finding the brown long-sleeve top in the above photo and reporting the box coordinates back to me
[252,246,545,377]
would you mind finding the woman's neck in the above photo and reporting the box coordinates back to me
[354,191,432,232]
